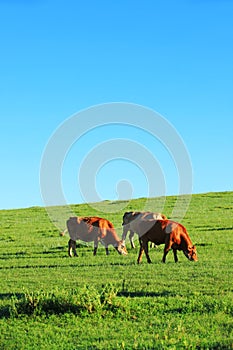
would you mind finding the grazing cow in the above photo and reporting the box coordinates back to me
[122,211,167,248]
[137,219,197,263]
[66,216,128,257]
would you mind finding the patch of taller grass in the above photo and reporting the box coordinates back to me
[8,284,126,318]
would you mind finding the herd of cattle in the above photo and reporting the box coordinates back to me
[61,212,198,263]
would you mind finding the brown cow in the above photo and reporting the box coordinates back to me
[122,211,167,248]
[66,216,128,257]
[137,219,197,263]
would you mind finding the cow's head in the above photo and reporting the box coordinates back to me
[122,211,142,226]
[122,212,132,226]
[115,240,128,255]
[184,245,198,261]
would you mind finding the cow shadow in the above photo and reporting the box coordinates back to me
[117,290,176,298]
[195,226,232,232]
[205,227,232,231]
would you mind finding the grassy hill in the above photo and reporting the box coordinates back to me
[0,191,233,349]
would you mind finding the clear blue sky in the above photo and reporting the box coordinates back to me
[0,0,232,210]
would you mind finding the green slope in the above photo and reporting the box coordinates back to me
[0,191,232,349]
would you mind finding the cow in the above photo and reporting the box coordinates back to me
[122,211,167,248]
[136,219,197,264]
[66,216,128,257]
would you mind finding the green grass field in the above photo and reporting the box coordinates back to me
[0,192,233,349]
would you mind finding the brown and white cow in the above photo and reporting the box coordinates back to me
[66,216,128,257]
[122,211,167,248]
[137,219,197,263]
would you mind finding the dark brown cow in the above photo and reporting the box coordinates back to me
[137,219,197,263]
[66,216,128,257]
[122,211,167,248]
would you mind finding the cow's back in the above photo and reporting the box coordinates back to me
[67,216,101,241]
[130,212,165,233]
[139,219,188,243]
[68,216,118,242]
[139,219,166,243]
[81,216,114,229]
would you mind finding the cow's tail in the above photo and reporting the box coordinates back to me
[60,228,68,236]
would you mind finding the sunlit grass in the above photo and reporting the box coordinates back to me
[0,191,233,349]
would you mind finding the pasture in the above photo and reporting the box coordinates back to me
[0,191,233,349]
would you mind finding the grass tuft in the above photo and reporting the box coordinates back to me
[8,284,125,318]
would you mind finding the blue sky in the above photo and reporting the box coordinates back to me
[0,0,232,210]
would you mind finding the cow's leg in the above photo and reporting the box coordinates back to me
[137,239,144,264]
[143,241,152,264]
[173,249,178,263]
[68,239,77,257]
[150,242,157,248]
[99,237,109,255]
[101,239,110,255]
[162,243,172,263]
[129,230,135,249]
[162,241,171,262]
[162,248,169,263]
[73,241,78,257]
[68,239,72,257]
[93,237,99,256]
[121,226,129,246]
[162,236,172,263]
[103,238,110,255]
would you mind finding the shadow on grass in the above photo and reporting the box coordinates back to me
[0,289,175,319]
[0,293,24,319]
[205,227,232,232]
[117,290,176,298]
[0,252,135,269]
[0,284,128,319]
[0,293,24,300]
[0,262,100,270]
[195,226,232,232]
[196,243,213,247]
[0,259,134,270]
